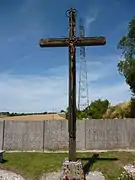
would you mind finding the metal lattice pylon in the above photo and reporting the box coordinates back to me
[78,18,89,111]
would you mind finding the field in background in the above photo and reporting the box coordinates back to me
[0,113,66,120]
[0,100,133,121]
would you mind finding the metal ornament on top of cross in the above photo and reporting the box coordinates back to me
[39,8,106,180]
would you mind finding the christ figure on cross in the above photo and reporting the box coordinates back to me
[39,8,106,162]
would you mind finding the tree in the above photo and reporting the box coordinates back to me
[65,107,87,120]
[117,17,135,117]
[65,99,110,119]
[76,109,87,119]
[60,110,65,113]
[130,97,135,117]
[65,107,69,119]
[86,99,110,119]
[117,17,135,95]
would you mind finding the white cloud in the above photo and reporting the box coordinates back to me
[0,73,68,113]
[84,9,99,36]
[85,17,97,33]
[89,82,131,105]
[0,54,131,113]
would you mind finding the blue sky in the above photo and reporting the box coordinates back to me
[0,0,134,113]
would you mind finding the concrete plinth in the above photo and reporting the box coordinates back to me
[60,158,85,180]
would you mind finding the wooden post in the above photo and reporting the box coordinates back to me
[68,8,77,161]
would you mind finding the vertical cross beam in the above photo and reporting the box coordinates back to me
[39,8,106,162]
[68,9,76,161]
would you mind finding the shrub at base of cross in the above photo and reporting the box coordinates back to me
[60,158,85,180]
[118,162,135,180]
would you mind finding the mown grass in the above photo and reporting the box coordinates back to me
[0,151,135,180]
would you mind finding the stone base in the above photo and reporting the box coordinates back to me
[60,158,85,180]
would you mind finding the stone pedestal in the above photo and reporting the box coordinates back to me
[60,158,85,180]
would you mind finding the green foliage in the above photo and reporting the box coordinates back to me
[0,112,10,116]
[118,17,135,95]
[117,16,135,118]
[65,107,69,119]
[118,170,134,180]
[65,107,87,120]
[60,109,65,113]
[86,99,110,119]
[76,109,88,119]
[130,97,135,117]
[0,112,49,117]
[65,99,110,119]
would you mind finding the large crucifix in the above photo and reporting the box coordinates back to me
[39,8,106,161]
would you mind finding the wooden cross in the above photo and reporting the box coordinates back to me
[39,8,106,161]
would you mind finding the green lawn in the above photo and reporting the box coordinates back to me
[0,151,135,180]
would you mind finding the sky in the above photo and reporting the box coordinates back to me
[0,0,134,113]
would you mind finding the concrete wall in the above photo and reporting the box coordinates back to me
[76,120,85,150]
[0,120,4,149]
[0,119,135,151]
[44,120,68,150]
[85,119,130,150]
[3,121,44,151]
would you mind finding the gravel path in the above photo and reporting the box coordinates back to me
[0,169,105,180]
[86,171,105,180]
[0,169,26,180]
[40,171,105,180]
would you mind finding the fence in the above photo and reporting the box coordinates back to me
[0,119,135,151]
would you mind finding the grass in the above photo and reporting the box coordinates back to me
[0,151,135,180]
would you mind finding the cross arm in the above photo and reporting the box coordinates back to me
[76,37,106,46]
[39,36,106,48]
[39,38,69,47]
